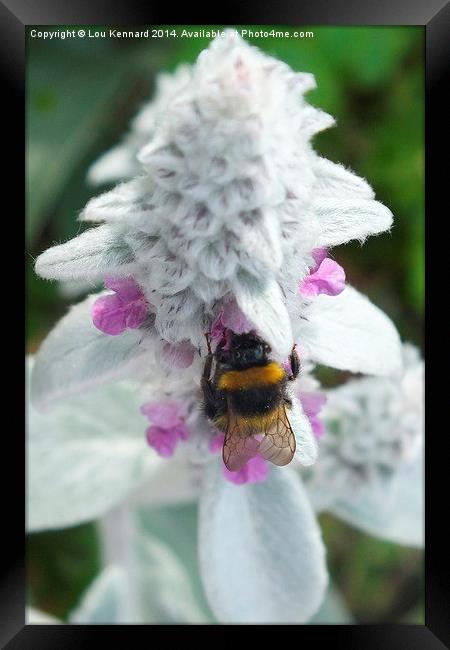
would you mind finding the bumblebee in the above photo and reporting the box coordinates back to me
[201,331,300,471]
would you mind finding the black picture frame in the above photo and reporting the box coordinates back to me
[6,0,443,646]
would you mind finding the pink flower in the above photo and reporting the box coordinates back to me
[209,431,269,485]
[140,401,184,428]
[141,400,189,457]
[161,341,196,369]
[145,425,179,457]
[91,276,148,335]
[299,248,346,298]
[300,392,327,438]
[211,298,254,348]
[311,247,328,268]
[209,431,225,454]
[223,454,269,485]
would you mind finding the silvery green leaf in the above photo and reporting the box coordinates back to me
[31,295,151,410]
[314,197,392,247]
[309,585,354,624]
[69,566,129,624]
[298,286,402,377]
[26,607,60,624]
[58,279,101,300]
[199,461,328,623]
[136,503,214,620]
[131,455,202,508]
[329,451,424,548]
[286,389,318,466]
[234,275,293,359]
[35,224,136,281]
[134,525,209,623]
[300,105,335,138]
[100,505,210,623]
[312,156,375,200]
[27,359,161,532]
[80,177,155,224]
[87,143,140,186]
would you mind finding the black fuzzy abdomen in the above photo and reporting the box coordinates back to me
[228,384,283,416]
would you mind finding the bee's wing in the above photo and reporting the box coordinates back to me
[222,410,262,472]
[257,403,297,467]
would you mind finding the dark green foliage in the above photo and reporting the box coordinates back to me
[27,523,101,621]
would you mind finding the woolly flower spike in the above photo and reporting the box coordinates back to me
[33,30,401,414]
[305,344,424,546]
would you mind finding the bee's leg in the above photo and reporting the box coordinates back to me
[201,349,219,420]
[202,383,219,420]
[288,345,301,381]
[202,349,213,383]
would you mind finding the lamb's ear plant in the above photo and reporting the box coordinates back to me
[29,31,423,624]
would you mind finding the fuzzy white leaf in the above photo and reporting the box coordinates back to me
[199,461,328,623]
[314,197,392,247]
[57,278,100,300]
[80,177,155,224]
[100,505,210,623]
[312,156,375,200]
[31,294,152,410]
[69,566,129,623]
[134,520,209,623]
[309,585,353,624]
[298,286,402,376]
[287,389,318,466]
[26,608,61,624]
[132,455,202,508]
[27,360,161,532]
[234,275,293,358]
[87,145,141,186]
[300,105,335,138]
[135,503,214,619]
[35,224,136,281]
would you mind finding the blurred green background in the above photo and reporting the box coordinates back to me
[26,25,424,623]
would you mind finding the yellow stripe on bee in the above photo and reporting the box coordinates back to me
[213,411,277,435]
[238,412,277,429]
[218,362,285,391]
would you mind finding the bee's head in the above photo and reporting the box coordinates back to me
[216,332,271,369]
